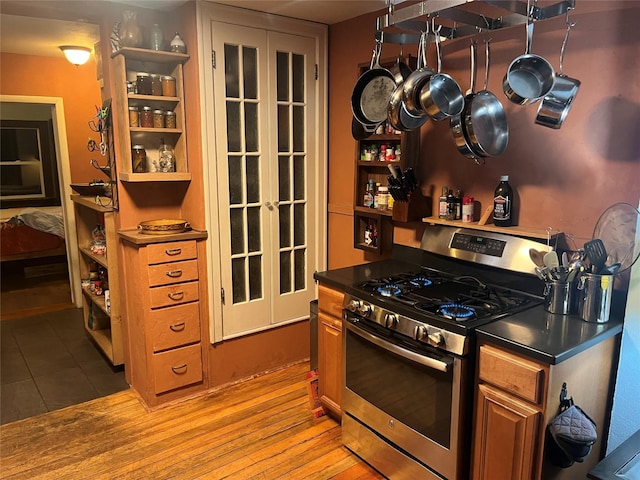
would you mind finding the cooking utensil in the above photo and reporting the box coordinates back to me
[503,1,555,105]
[352,40,398,125]
[351,116,378,141]
[584,238,607,274]
[402,30,435,116]
[462,39,509,157]
[544,250,560,270]
[529,248,546,268]
[450,41,482,162]
[592,202,640,274]
[535,14,581,129]
[561,251,569,268]
[388,82,429,131]
[601,263,621,275]
[419,26,464,121]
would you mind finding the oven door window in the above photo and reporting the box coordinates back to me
[345,323,453,448]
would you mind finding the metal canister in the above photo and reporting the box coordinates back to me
[131,145,146,173]
[578,273,614,323]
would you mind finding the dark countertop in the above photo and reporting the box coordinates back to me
[476,306,623,365]
[315,257,624,366]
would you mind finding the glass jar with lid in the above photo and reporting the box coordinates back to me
[131,145,146,173]
[153,109,164,128]
[128,106,139,127]
[161,75,176,97]
[158,140,176,173]
[164,110,176,129]
[140,106,153,128]
[136,72,152,95]
[151,74,162,96]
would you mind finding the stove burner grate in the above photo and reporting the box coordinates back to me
[437,303,476,321]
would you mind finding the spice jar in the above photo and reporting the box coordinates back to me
[140,106,153,128]
[161,75,176,97]
[136,72,152,95]
[126,81,136,94]
[151,74,163,96]
[164,110,176,129]
[462,196,474,223]
[158,140,175,172]
[153,109,164,128]
[128,106,139,127]
[131,145,146,173]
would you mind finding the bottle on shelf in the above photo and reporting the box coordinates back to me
[446,189,456,220]
[373,182,381,208]
[493,175,514,226]
[462,196,474,223]
[157,139,176,173]
[454,188,462,220]
[439,186,449,219]
[364,179,375,208]
[170,32,186,54]
[149,24,164,51]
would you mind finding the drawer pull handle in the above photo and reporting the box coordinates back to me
[171,364,188,374]
[170,322,186,332]
[168,292,184,301]
[165,248,182,256]
[166,270,183,278]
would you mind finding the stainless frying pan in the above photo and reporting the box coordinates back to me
[351,40,397,125]
[463,40,509,157]
[535,17,581,129]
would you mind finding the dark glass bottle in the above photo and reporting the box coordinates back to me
[493,175,513,226]
[446,189,456,220]
[454,188,462,220]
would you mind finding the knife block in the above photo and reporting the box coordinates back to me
[392,191,431,223]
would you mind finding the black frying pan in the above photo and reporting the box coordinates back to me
[351,41,397,125]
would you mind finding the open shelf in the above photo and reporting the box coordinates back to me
[422,217,561,240]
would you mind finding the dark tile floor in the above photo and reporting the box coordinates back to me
[0,308,129,425]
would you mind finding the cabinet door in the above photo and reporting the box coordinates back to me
[318,311,342,417]
[208,22,319,339]
[472,383,542,480]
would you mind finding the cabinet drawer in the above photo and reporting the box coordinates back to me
[478,344,547,405]
[149,302,200,352]
[150,281,199,308]
[318,284,344,319]
[153,343,202,394]
[148,260,198,287]
[147,240,197,265]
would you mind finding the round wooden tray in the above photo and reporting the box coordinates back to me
[137,219,190,235]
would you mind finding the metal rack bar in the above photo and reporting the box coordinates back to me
[377,0,576,43]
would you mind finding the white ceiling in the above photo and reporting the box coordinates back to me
[0,1,387,60]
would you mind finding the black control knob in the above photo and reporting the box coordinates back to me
[384,313,398,328]
[414,325,427,341]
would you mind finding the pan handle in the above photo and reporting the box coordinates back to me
[483,39,491,91]
[559,10,576,75]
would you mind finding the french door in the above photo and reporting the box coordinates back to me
[208,21,320,340]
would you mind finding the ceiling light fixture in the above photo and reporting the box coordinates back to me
[59,46,91,66]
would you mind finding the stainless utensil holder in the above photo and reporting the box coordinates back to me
[544,280,576,315]
[577,273,614,323]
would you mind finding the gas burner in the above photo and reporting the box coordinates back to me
[438,303,477,321]
[409,275,433,288]
[376,285,402,297]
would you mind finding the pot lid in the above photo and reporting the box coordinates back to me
[592,202,640,274]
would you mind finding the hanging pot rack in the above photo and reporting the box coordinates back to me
[375,0,576,45]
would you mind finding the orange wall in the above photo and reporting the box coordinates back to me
[327,1,640,268]
[0,52,103,184]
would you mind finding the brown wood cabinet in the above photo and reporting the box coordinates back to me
[111,47,190,182]
[120,230,208,408]
[472,338,619,480]
[473,344,548,480]
[317,283,344,418]
[71,195,124,366]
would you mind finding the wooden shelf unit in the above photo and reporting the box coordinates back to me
[112,47,191,182]
[71,195,124,366]
[422,217,560,241]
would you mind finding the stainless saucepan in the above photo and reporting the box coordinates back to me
[503,2,555,106]
[535,16,581,129]
[351,40,397,125]
[419,27,464,121]
[402,30,435,117]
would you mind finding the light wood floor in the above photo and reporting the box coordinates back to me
[0,362,384,479]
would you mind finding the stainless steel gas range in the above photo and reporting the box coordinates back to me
[341,226,549,480]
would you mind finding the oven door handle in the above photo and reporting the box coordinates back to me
[345,320,452,373]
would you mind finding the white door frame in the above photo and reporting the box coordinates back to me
[196,2,328,344]
[0,94,82,308]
